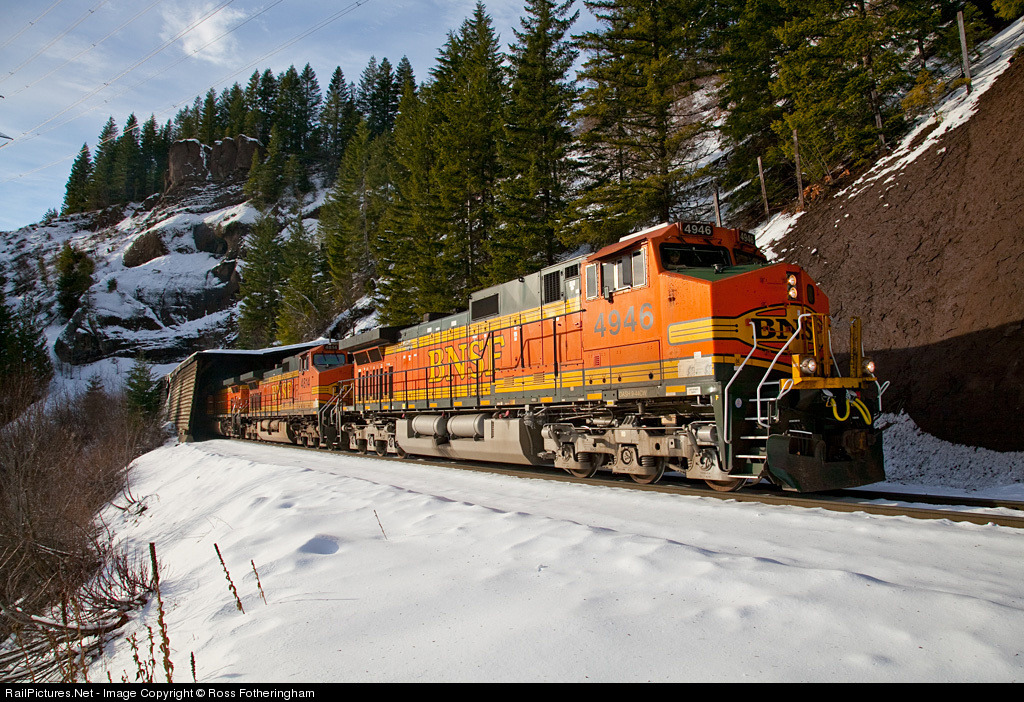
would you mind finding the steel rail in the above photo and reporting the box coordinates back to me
[223,439,1024,530]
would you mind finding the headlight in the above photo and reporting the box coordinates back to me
[799,357,818,375]
[862,359,876,375]
[786,273,799,299]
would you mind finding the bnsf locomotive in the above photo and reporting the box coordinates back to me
[168,221,886,492]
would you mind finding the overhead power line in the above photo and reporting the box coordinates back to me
[0,0,110,86]
[1,0,374,184]
[0,0,237,148]
[0,0,68,52]
[9,0,165,98]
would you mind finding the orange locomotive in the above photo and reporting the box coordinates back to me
[207,221,885,492]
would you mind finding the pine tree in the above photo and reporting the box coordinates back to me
[320,67,360,176]
[237,212,283,348]
[0,285,52,424]
[87,117,120,210]
[375,81,444,325]
[223,82,248,138]
[113,113,142,202]
[994,0,1024,19]
[139,115,169,197]
[298,63,323,155]
[244,69,278,145]
[322,121,391,306]
[55,243,95,319]
[492,0,579,281]
[124,355,162,418]
[62,144,93,215]
[427,2,506,308]
[772,0,915,183]
[572,0,715,247]
[716,0,794,211]
[275,65,320,155]
[244,126,285,208]
[199,88,223,145]
[275,217,332,344]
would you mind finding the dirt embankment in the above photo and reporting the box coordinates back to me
[775,57,1024,451]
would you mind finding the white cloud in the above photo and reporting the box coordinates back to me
[160,2,247,66]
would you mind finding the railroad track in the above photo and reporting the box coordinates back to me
[226,439,1024,530]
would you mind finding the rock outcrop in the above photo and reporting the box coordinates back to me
[165,136,260,193]
[774,56,1024,451]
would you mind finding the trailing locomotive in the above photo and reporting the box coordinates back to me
[174,221,886,493]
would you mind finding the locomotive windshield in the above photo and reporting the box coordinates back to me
[660,243,732,270]
[313,353,345,369]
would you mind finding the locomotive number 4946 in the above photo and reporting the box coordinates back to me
[593,303,654,337]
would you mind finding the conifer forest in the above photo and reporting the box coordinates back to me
[56,0,1018,347]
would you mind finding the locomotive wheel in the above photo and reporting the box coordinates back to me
[704,478,746,492]
[631,460,666,485]
[567,447,599,479]
[374,440,388,457]
[568,461,598,479]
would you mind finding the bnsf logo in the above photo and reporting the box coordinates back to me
[751,316,797,342]
[428,337,507,382]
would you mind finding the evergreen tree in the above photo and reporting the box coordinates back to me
[275,217,333,344]
[244,68,278,145]
[322,121,391,307]
[716,0,794,211]
[275,65,320,155]
[244,125,286,207]
[772,0,915,183]
[492,0,579,280]
[428,2,506,308]
[572,0,715,247]
[55,243,95,319]
[223,82,248,138]
[87,117,120,210]
[994,0,1024,19]
[320,67,360,176]
[375,81,444,325]
[113,113,142,202]
[368,57,400,137]
[0,285,52,424]
[237,212,283,348]
[139,115,169,197]
[395,56,415,95]
[298,63,323,154]
[199,88,223,145]
[124,355,162,418]
[62,144,93,215]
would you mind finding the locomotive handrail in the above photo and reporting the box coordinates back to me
[756,312,814,428]
[723,320,760,445]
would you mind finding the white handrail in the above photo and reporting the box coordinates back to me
[756,312,814,428]
[723,320,759,445]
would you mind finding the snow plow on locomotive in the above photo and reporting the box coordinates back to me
[172,221,886,493]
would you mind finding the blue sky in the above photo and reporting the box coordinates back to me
[0,0,598,232]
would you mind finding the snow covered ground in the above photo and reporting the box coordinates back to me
[94,416,1024,683]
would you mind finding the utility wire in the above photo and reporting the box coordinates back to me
[1,0,269,150]
[0,0,237,147]
[9,0,165,98]
[0,0,68,52]
[1,0,373,183]
[0,0,110,86]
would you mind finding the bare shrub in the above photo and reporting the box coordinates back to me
[0,380,166,681]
